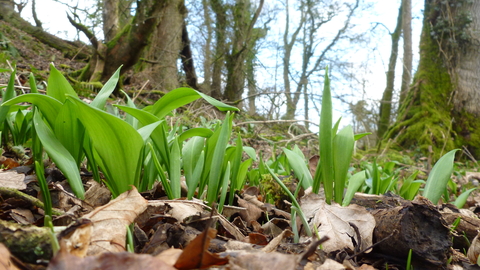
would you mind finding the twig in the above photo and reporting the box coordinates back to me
[235,119,319,127]
[0,187,64,216]
[132,80,150,102]
[6,60,25,94]
[346,229,398,260]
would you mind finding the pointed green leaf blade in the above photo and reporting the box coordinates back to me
[423,149,459,204]
[33,111,85,199]
[68,97,144,196]
[90,66,122,110]
[47,64,78,102]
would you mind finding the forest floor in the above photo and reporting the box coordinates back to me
[2,21,480,270]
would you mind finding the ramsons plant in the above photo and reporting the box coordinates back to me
[3,65,245,209]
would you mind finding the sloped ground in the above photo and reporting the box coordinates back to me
[0,21,88,84]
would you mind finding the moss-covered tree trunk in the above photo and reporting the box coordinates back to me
[383,0,480,160]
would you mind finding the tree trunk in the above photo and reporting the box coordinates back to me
[201,0,213,94]
[377,2,403,140]
[384,0,480,160]
[180,21,198,90]
[224,0,264,104]
[399,0,412,106]
[210,0,227,100]
[101,0,165,82]
[103,0,120,42]
[141,0,186,91]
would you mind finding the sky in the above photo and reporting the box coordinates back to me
[20,0,424,131]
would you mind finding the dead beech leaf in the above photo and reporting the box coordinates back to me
[237,195,264,226]
[58,219,93,257]
[10,208,34,224]
[227,250,298,270]
[468,232,480,264]
[0,243,19,270]
[0,158,20,170]
[174,228,229,270]
[82,187,148,255]
[309,201,375,253]
[48,248,176,270]
[156,247,183,266]
[0,171,26,190]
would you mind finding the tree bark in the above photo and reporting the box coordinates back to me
[223,0,264,104]
[377,2,402,140]
[180,21,198,90]
[102,0,165,82]
[210,0,227,100]
[103,0,120,42]
[399,0,412,106]
[141,0,186,91]
[384,0,480,159]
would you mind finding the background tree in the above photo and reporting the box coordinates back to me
[223,0,264,104]
[377,1,403,140]
[399,0,412,106]
[384,0,480,159]
[282,0,360,120]
[139,0,187,91]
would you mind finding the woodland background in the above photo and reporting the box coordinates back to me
[1,0,480,160]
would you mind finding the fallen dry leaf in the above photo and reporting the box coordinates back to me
[262,229,293,253]
[174,228,229,270]
[0,171,26,190]
[0,243,19,270]
[317,258,346,270]
[226,250,299,270]
[308,200,375,253]
[155,247,183,266]
[9,208,34,224]
[237,195,264,226]
[468,231,480,264]
[48,247,176,270]
[58,219,93,257]
[82,186,148,255]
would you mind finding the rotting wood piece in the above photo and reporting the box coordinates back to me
[371,197,452,268]
[0,219,52,263]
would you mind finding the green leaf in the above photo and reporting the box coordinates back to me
[283,148,313,189]
[218,162,231,213]
[2,94,62,128]
[29,73,39,94]
[54,100,85,166]
[149,143,173,199]
[235,158,253,191]
[354,132,371,141]
[183,137,205,199]
[150,87,238,119]
[0,70,17,126]
[33,111,85,199]
[120,90,138,128]
[333,125,354,203]
[90,66,122,110]
[342,171,366,206]
[243,146,257,161]
[169,138,182,198]
[206,112,232,204]
[47,64,78,102]
[453,188,476,208]
[178,128,213,143]
[68,97,144,197]
[423,149,459,204]
[315,67,333,203]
